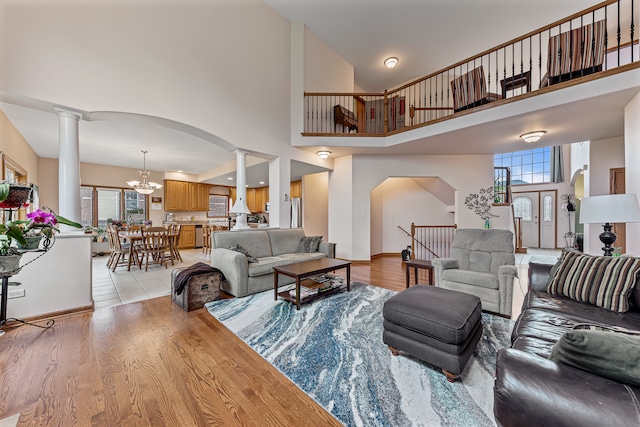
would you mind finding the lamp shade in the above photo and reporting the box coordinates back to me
[580,194,640,224]
[229,198,251,215]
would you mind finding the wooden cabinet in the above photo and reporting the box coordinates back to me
[188,182,210,211]
[290,180,302,199]
[178,225,196,249]
[164,180,190,211]
[254,187,269,212]
[164,180,210,211]
[246,188,256,213]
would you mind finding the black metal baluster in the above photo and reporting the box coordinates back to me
[605,5,609,70]
[618,0,621,67]
[631,0,635,62]
[539,32,542,88]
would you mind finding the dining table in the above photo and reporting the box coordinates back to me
[118,230,181,271]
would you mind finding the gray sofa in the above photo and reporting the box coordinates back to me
[211,228,336,297]
[431,228,517,317]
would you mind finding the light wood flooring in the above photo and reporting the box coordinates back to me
[0,252,546,426]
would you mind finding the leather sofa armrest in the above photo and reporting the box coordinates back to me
[494,348,640,427]
[528,262,553,292]
[318,241,335,258]
[211,248,248,297]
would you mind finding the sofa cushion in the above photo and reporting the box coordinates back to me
[549,329,640,387]
[547,251,640,312]
[443,269,498,289]
[247,252,325,277]
[267,229,306,256]
[296,236,322,253]
[212,230,273,258]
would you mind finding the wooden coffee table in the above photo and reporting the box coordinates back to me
[273,258,351,310]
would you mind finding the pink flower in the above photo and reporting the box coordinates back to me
[26,209,58,227]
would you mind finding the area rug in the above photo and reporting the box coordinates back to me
[205,283,514,427]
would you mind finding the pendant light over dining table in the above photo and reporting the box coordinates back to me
[127,150,163,195]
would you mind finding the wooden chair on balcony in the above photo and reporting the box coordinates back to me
[450,66,502,113]
[540,20,606,87]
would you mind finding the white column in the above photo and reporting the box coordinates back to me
[56,108,82,230]
[232,150,250,230]
[268,156,291,229]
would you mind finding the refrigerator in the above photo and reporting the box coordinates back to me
[291,197,302,228]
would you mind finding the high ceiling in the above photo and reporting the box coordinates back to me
[3,0,635,187]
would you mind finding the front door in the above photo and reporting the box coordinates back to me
[539,191,557,249]
[513,192,539,248]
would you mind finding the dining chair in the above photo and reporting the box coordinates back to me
[166,223,182,262]
[139,229,173,271]
[106,226,139,271]
[202,224,212,255]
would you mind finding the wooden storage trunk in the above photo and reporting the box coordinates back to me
[171,267,222,311]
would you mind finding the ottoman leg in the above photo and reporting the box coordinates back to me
[442,369,459,383]
[388,345,400,356]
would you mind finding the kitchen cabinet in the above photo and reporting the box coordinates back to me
[164,180,210,211]
[290,180,302,199]
[255,187,269,212]
[164,180,189,211]
[189,182,210,211]
[246,188,256,213]
[179,225,196,249]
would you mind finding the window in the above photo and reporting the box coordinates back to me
[543,195,553,221]
[209,195,228,217]
[494,147,550,185]
[513,197,532,221]
[81,186,148,227]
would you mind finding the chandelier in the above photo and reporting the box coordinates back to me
[127,150,163,195]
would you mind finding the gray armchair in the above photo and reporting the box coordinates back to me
[431,228,517,317]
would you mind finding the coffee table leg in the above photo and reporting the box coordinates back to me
[346,265,351,292]
[274,272,278,301]
[414,267,419,285]
[296,278,301,310]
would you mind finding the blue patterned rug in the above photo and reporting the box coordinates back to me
[206,283,514,427]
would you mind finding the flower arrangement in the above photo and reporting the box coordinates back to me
[464,186,499,221]
[0,207,82,255]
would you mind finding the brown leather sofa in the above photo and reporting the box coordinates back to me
[494,262,640,427]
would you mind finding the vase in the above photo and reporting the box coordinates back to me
[0,253,23,276]
[17,236,42,250]
[484,219,491,229]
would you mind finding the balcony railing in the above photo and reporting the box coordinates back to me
[303,0,639,136]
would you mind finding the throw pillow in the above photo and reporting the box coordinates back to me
[296,236,322,253]
[547,251,640,312]
[549,329,640,387]
[229,244,258,263]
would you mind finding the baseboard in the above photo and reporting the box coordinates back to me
[371,253,401,259]
[6,303,95,327]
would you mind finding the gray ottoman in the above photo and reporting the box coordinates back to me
[383,285,482,382]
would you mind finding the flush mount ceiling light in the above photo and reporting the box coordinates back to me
[520,131,547,143]
[384,57,399,69]
[126,150,163,195]
[317,150,331,159]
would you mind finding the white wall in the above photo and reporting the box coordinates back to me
[302,172,329,239]
[304,27,354,92]
[330,154,495,260]
[373,178,454,255]
[625,92,640,256]
[583,136,625,254]
[9,234,93,319]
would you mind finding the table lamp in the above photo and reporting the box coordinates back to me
[579,194,640,256]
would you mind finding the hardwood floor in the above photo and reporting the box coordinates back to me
[0,256,416,426]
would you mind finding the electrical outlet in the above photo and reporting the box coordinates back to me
[7,289,25,299]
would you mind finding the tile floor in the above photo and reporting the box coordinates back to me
[92,248,212,309]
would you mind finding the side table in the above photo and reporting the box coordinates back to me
[405,259,434,288]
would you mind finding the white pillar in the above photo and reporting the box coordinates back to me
[56,108,82,230]
[232,150,250,230]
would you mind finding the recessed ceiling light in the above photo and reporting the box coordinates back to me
[520,131,547,143]
[227,177,234,180]
[384,57,398,69]
[317,150,331,159]
[259,181,265,185]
